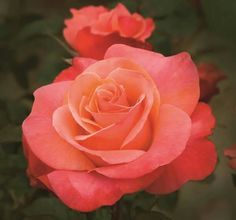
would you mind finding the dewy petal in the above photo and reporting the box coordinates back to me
[96,104,191,179]
[52,105,145,165]
[190,102,215,141]
[105,44,200,115]
[54,57,96,83]
[22,82,95,171]
[146,139,217,194]
[47,168,161,212]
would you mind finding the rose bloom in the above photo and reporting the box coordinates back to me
[224,145,236,170]
[198,63,225,102]
[22,44,217,212]
[63,3,154,59]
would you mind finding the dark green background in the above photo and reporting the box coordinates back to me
[0,0,236,219]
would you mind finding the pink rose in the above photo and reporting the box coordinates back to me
[22,44,217,211]
[63,3,154,59]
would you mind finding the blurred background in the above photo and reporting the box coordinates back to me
[0,0,236,219]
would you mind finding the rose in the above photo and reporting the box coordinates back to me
[22,44,217,212]
[63,3,154,59]
[224,145,236,170]
[198,63,225,102]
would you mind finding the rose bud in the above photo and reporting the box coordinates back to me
[224,144,236,170]
[22,44,217,212]
[198,63,225,102]
[63,3,154,59]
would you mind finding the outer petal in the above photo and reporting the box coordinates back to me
[47,168,162,212]
[22,82,95,171]
[105,44,200,115]
[190,102,215,141]
[146,139,217,194]
[95,104,191,179]
[54,57,96,83]
[72,27,152,59]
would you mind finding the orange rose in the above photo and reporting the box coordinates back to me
[63,3,154,59]
[22,45,217,211]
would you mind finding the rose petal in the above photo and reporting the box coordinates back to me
[109,68,155,147]
[22,82,95,171]
[73,27,152,59]
[146,139,217,194]
[47,168,162,212]
[68,73,102,133]
[105,44,199,115]
[52,105,146,165]
[138,18,155,41]
[84,57,147,79]
[63,6,107,47]
[190,102,215,141]
[224,145,236,158]
[118,15,143,38]
[54,57,96,83]
[48,171,122,212]
[96,104,191,179]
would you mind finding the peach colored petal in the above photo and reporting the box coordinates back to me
[109,68,156,147]
[105,44,199,115]
[84,57,146,79]
[74,95,145,150]
[52,105,145,165]
[95,104,191,179]
[22,82,95,171]
[68,73,102,133]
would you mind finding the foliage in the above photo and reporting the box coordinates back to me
[0,0,236,219]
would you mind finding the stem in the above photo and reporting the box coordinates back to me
[111,201,120,220]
